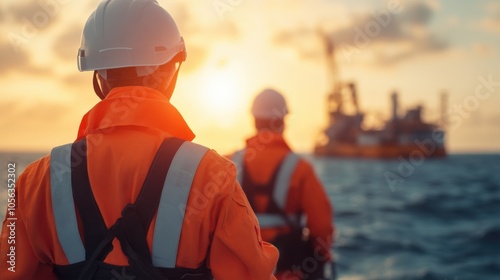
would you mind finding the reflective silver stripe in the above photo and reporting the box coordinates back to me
[256,214,295,228]
[273,153,301,209]
[50,144,86,264]
[232,149,245,184]
[152,142,209,268]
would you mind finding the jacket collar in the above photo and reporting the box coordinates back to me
[77,86,195,141]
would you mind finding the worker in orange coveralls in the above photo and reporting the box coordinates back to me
[229,89,336,280]
[0,1,278,279]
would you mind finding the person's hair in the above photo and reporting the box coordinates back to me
[254,117,285,133]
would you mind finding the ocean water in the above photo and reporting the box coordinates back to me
[1,152,499,280]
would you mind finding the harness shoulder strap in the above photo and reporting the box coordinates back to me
[119,137,186,263]
[71,138,110,260]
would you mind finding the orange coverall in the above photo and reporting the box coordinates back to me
[0,86,278,280]
[230,132,334,278]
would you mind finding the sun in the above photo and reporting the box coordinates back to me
[205,73,239,111]
[199,69,246,126]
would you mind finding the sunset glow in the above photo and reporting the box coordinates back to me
[0,0,499,154]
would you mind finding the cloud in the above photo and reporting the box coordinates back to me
[403,1,433,25]
[0,100,69,127]
[446,16,460,27]
[168,2,241,72]
[2,1,79,57]
[4,1,63,32]
[479,19,500,33]
[489,113,500,125]
[0,100,77,151]
[62,73,89,89]
[373,34,447,65]
[0,38,49,76]
[61,72,103,104]
[0,40,31,72]
[472,43,495,56]
[477,2,500,33]
[273,1,448,66]
[52,25,81,62]
[171,1,240,40]
[274,27,322,60]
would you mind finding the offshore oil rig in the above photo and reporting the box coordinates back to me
[313,34,446,158]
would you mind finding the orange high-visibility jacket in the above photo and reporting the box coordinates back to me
[0,87,278,280]
[229,133,334,261]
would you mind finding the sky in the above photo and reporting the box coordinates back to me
[0,0,499,154]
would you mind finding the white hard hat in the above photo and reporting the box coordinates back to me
[251,88,289,119]
[77,0,186,73]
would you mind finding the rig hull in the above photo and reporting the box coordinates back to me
[314,143,446,158]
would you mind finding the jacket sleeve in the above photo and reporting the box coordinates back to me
[298,161,334,261]
[209,164,279,280]
[0,171,56,280]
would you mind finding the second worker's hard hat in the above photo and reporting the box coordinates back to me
[251,88,289,119]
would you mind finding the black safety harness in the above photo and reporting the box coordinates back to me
[53,137,212,280]
[239,157,314,272]
[240,157,291,216]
